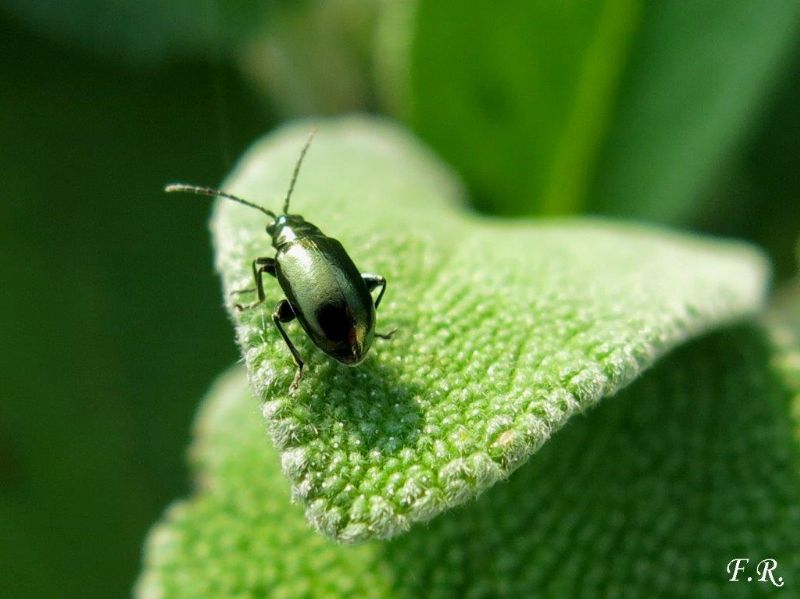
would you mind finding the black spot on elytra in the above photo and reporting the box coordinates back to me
[316,301,353,344]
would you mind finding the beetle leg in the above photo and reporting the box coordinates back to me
[234,257,276,310]
[361,273,387,309]
[272,299,304,392]
[363,274,395,338]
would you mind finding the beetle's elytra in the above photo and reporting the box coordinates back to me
[166,129,394,392]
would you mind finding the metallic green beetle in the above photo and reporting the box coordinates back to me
[166,130,394,391]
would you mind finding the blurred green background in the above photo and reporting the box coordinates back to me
[1,1,798,597]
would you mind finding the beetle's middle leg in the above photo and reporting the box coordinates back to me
[272,299,304,392]
[233,257,276,311]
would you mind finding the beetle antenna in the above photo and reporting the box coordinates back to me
[165,184,276,218]
[283,127,317,214]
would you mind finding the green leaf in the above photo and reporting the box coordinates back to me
[696,47,800,282]
[208,117,766,541]
[138,320,800,597]
[395,1,800,220]
[588,0,800,223]
[405,0,640,215]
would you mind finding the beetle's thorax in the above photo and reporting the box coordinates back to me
[268,214,323,250]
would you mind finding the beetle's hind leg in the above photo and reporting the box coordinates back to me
[272,299,305,392]
[362,273,387,309]
[233,257,276,311]
[363,273,395,339]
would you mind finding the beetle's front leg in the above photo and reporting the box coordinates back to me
[233,257,276,311]
[362,273,387,309]
[272,299,304,392]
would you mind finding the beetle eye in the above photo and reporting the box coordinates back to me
[266,222,275,235]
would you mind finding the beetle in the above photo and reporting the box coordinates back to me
[166,129,394,392]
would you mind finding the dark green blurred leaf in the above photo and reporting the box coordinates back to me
[0,0,279,64]
[0,15,268,598]
[406,0,639,215]
[694,43,800,282]
[0,0,381,117]
[589,0,800,223]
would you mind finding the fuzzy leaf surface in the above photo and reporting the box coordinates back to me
[139,317,800,596]
[207,117,767,541]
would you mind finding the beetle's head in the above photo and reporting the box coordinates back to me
[268,214,323,250]
[266,214,301,236]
